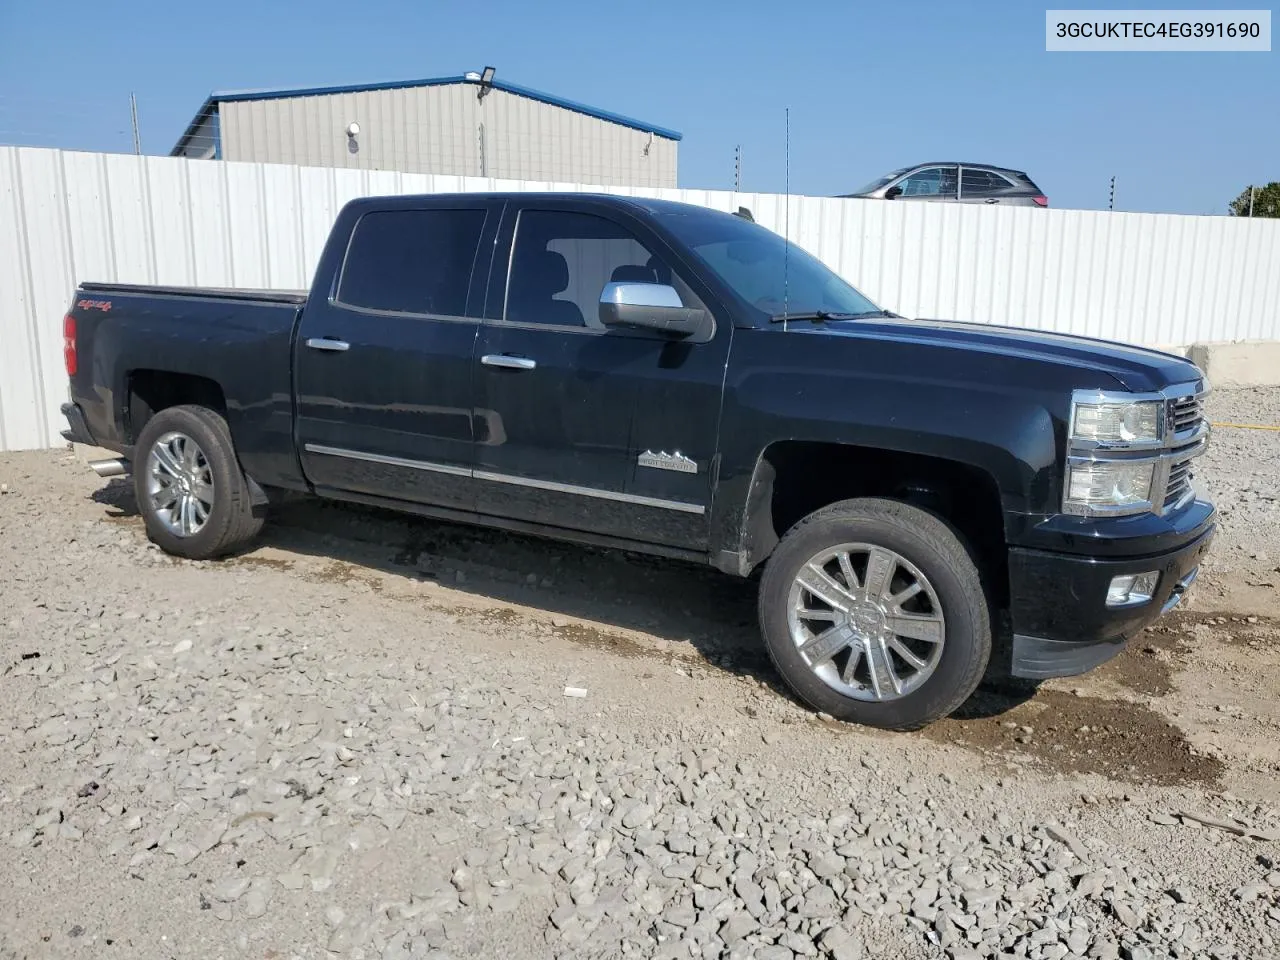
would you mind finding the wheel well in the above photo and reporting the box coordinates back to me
[748,441,1008,605]
[125,371,227,445]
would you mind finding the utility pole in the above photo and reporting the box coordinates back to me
[1108,176,1115,212]
[734,145,742,192]
[782,108,790,324]
[1248,185,1256,217]
[129,93,141,155]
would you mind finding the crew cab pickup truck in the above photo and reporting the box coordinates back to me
[61,193,1215,729]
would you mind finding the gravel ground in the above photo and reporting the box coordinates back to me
[1,388,1278,960]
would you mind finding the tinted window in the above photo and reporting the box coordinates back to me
[896,166,958,198]
[651,205,880,322]
[850,167,911,195]
[961,168,1014,195]
[506,210,699,329]
[338,209,486,315]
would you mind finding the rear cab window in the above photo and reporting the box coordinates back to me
[337,208,487,317]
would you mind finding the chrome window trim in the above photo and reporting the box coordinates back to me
[327,302,483,324]
[303,443,705,515]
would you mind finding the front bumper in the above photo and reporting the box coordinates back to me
[1007,517,1215,679]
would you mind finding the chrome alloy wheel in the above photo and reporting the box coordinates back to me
[146,431,215,537]
[786,543,946,701]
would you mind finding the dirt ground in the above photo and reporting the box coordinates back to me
[1,386,1277,960]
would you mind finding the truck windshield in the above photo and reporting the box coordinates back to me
[653,206,881,324]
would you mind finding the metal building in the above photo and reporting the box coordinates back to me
[169,69,680,188]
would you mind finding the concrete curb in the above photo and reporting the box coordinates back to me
[1184,340,1280,388]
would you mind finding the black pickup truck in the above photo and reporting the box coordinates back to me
[61,192,1215,729]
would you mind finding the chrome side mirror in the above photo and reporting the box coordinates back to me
[598,282,709,338]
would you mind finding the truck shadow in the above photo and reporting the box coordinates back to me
[91,480,1035,720]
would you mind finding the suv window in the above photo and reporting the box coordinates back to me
[896,166,958,198]
[961,168,1014,195]
[338,209,486,316]
[506,210,701,330]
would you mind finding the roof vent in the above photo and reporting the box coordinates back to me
[464,71,482,81]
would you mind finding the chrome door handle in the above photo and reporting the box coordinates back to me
[306,338,350,352]
[481,354,537,370]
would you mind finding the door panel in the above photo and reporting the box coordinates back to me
[293,203,499,509]
[472,205,729,550]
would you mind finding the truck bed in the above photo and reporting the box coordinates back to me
[65,281,307,490]
[79,281,308,305]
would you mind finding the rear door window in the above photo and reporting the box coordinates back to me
[337,209,487,316]
[961,168,1015,196]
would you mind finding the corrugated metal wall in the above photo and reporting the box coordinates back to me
[2,145,1278,452]
[218,85,679,188]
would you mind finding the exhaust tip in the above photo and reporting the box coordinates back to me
[89,458,130,478]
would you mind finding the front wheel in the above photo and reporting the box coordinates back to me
[133,404,264,560]
[758,498,991,730]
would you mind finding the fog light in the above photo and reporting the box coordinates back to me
[1106,571,1159,608]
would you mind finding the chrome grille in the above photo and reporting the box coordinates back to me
[1163,456,1195,512]
[1168,394,1204,437]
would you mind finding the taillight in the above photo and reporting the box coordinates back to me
[1032,195,1049,207]
[63,314,77,376]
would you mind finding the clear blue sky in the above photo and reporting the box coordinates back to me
[1,0,1275,214]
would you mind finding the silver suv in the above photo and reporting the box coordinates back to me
[842,163,1049,207]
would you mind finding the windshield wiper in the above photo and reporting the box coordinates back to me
[768,309,899,323]
[768,310,857,324]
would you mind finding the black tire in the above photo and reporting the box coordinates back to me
[757,497,991,731]
[133,404,264,560]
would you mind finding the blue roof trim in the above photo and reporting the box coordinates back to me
[187,74,681,142]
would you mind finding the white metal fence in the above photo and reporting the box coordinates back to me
[2,145,1278,452]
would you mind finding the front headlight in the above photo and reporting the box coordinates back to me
[1071,399,1162,447]
[1064,460,1155,516]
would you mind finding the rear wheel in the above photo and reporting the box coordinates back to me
[758,498,991,730]
[134,404,264,559]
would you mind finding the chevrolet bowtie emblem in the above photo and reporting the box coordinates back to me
[637,450,698,474]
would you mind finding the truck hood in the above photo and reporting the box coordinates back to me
[787,316,1201,392]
